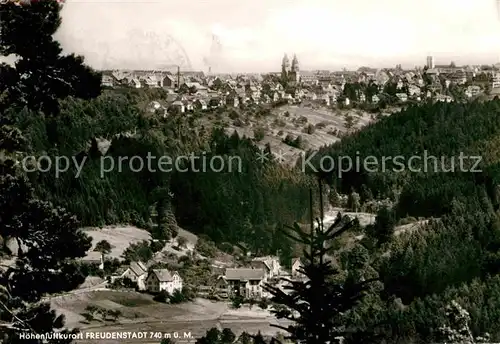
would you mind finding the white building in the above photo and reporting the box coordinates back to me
[220,268,267,299]
[121,261,148,291]
[291,258,304,278]
[465,85,481,98]
[145,269,183,294]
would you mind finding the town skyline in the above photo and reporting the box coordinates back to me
[3,0,500,72]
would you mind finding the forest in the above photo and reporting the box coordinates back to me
[305,100,500,341]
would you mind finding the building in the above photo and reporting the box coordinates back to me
[281,53,300,85]
[289,54,300,85]
[250,256,281,279]
[291,258,304,278]
[145,269,183,294]
[101,75,115,88]
[121,261,148,290]
[492,72,500,89]
[426,56,435,69]
[221,268,267,299]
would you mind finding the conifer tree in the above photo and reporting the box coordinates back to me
[0,125,92,342]
[0,0,101,145]
[263,179,379,344]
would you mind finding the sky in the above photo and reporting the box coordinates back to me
[13,0,500,72]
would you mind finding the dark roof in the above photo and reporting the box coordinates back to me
[129,261,147,276]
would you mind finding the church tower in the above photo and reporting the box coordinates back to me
[289,54,300,84]
[281,53,290,80]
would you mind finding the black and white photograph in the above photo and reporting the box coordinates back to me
[1,0,500,343]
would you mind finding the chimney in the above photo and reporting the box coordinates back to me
[177,66,180,89]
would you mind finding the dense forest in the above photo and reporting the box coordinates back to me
[304,100,500,341]
[11,92,315,261]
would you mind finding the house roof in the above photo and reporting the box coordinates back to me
[129,261,147,276]
[151,269,178,282]
[225,268,265,281]
[251,260,272,271]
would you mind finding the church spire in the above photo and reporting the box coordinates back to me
[282,53,290,71]
[291,54,299,72]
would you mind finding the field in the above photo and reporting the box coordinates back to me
[50,291,290,344]
[223,104,375,166]
[81,226,202,262]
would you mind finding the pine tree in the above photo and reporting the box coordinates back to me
[263,179,379,344]
[366,206,396,248]
[0,0,101,120]
[0,125,92,342]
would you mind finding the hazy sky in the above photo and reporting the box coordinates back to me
[32,0,500,72]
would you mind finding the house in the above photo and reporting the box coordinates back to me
[128,78,141,88]
[465,85,481,98]
[225,95,239,108]
[222,268,267,299]
[121,261,148,290]
[162,74,177,89]
[169,100,185,113]
[208,97,224,108]
[250,256,281,279]
[101,75,115,88]
[408,85,421,97]
[435,94,453,103]
[396,93,408,102]
[291,258,304,278]
[194,99,207,111]
[183,100,194,112]
[145,269,183,294]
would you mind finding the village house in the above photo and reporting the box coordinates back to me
[145,269,183,294]
[218,268,267,299]
[396,93,408,102]
[225,94,240,108]
[162,74,178,89]
[169,100,185,113]
[435,94,453,103]
[465,85,481,98]
[291,258,305,278]
[194,99,208,111]
[250,256,281,279]
[408,85,421,97]
[101,75,115,88]
[128,78,141,89]
[121,261,148,290]
[183,100,194,112]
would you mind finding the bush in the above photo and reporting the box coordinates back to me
[304,124,315,134]
[258,298,270,310]
[176,236,188,248]
[315,121,327,129]
[253,127,266,142]
[153,290,170,303]
[195,238,217,258]
[397,216,418,226]
[228,110,239,120]
[230,295,244,309]
[169,289,186,304]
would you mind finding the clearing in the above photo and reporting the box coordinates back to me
[50,291,289,344]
